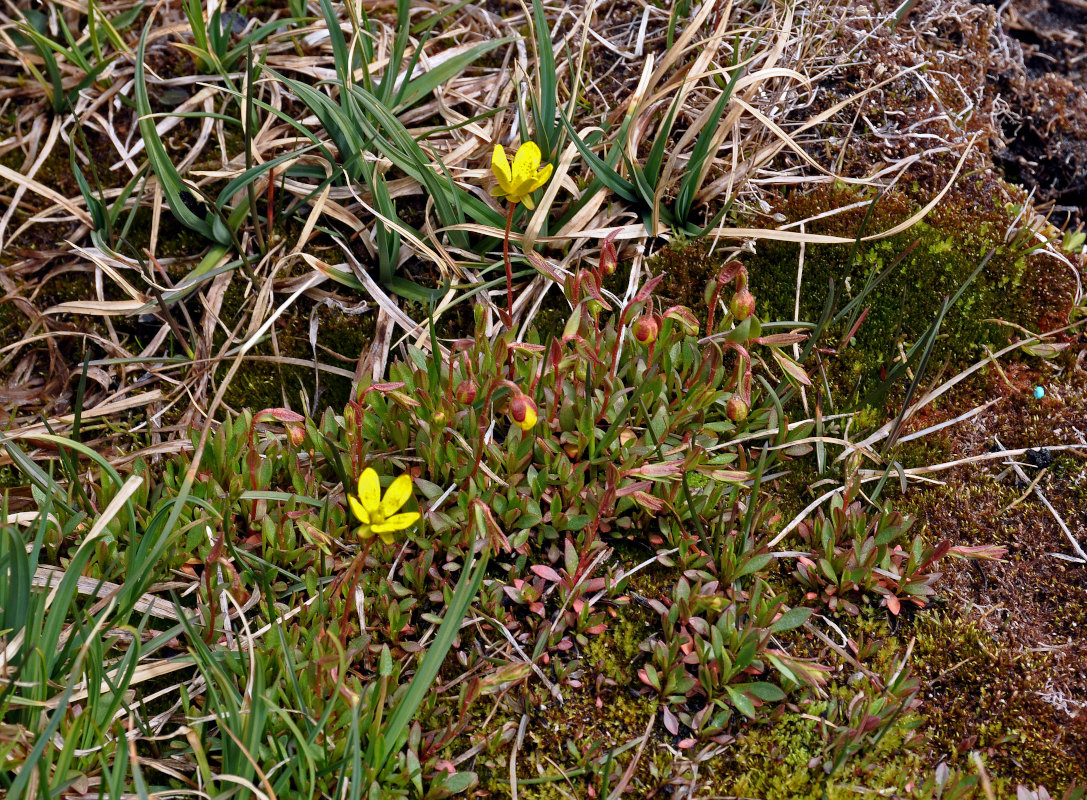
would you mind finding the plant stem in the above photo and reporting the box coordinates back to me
[503,202,517,379]
[502,202,516,329]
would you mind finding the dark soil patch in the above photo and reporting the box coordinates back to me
[988,0,1087,227]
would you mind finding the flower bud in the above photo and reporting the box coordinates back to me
[509,392,538,431]
[455,380,477,405]
[286,424,306,447]
[730,289,756,321]
[632,315,659,345]
[432,410,448,428]
[726,395,749,423]
[600,237,618,275]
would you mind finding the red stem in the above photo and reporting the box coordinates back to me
[502,203,515,328]
[502,202,516,379]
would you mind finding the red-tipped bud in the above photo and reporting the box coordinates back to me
[432,410,448,428]
[509,392,538,431]
[726,395,749,423]
[663,305,700,337]
[286,424,306,447]
[600,237,618,275]
[730,289,756,321]
[632,315,659,345]
[455,380,477,405]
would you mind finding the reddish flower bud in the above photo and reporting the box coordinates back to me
[726,395,749,423]
[632,315,659,345]
[600,236,618,275]
[509,392,538,431]
[730,289,756,321]
[286,424,306,447]
[455,380,477,405]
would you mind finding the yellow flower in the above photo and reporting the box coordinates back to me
[508,392,538,431]
[490,142,553,209]
[348,468,420,545]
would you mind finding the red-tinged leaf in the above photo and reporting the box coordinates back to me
[707,469,751,484]
[626,460,685,479]
[917,539,952,572]
[886,594,901,616]
[771,348,812,386]
[526,250,565,284]
[715,261,745,285]
[948,544,1007,561]
[585,623,608,635]
[663,305,699,336]
[367,381,407,393]
[751,332,808,346]
[632,491,667,513]
[663,707,680,735]
[1022,342,1068,358]
[615,480,653,497]
[678,738,697,749]
[633,273,665,302]
[583,577,607,592]
[530,564,563,583]
[389,391,422,408]
[529,602,545,615]
[253,407,306,424]
[508,342,547,354]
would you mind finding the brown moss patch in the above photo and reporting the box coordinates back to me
[890,350,1087,785]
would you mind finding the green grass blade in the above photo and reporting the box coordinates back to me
[375,512,490,771]
[674,67,744,223]
[531,0,558,156]
[557,110,638,202]
[394,38,513,113]
[135,18,217,242]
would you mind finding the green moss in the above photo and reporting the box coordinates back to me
[121,206,211,260]
[217,275,377,412]
[470,605,657,798]
[650,179,1074,402]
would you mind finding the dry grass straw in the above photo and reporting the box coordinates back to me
[0,0,1012,461]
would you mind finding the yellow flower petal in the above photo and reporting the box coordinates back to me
[348,495,370,525]
[371,512,420,534]
[491,144,512,189]
[358,468,380,513]
[378,529,398,545]
[512,141,542,187]
[357,524,375,540]
[521,194,535,210]
[380,474,413,517]
[526,162,553,193]
[514,405,537,430]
